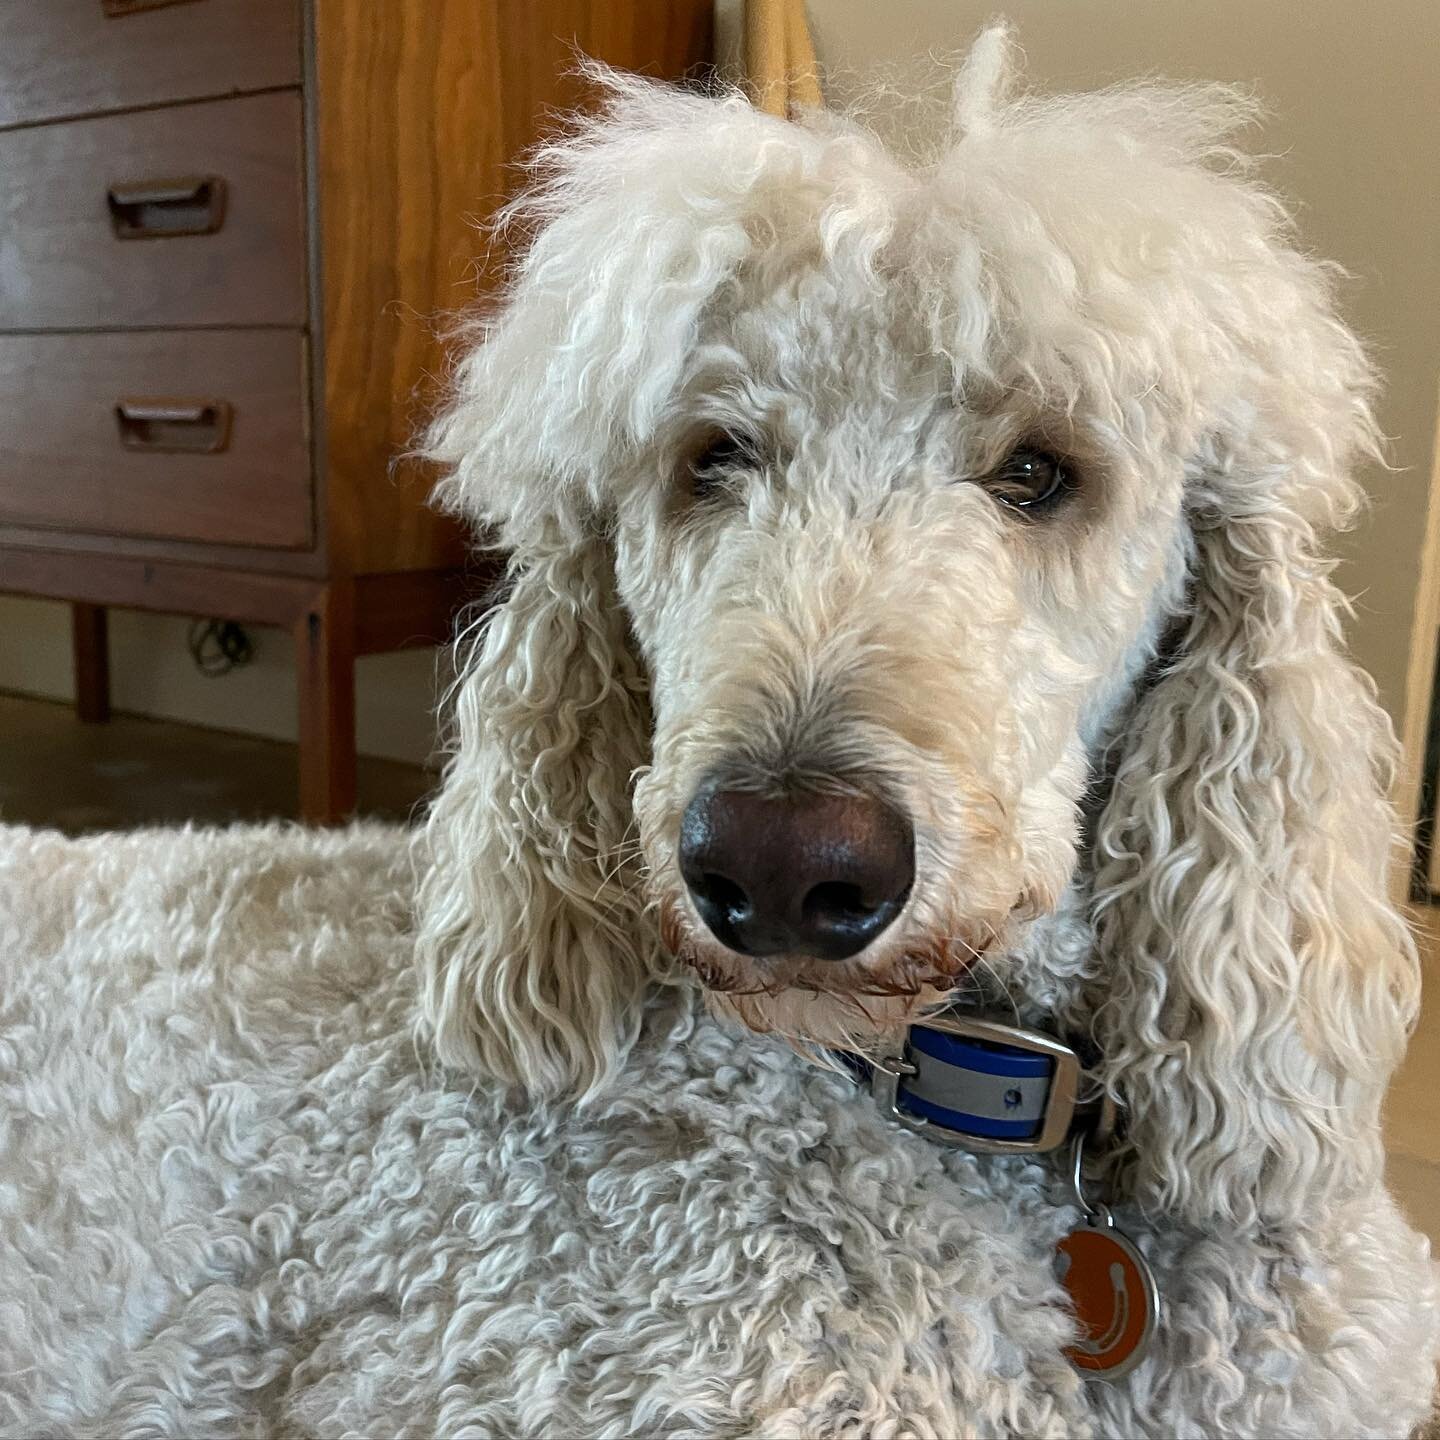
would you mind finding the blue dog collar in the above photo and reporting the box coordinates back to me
[849,1012,1111,1155]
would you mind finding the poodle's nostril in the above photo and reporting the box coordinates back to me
[677,782,914,962]
[697,872,749,922]
[803,881,874,926]
[799,877,905,961]
[683,869,765,957]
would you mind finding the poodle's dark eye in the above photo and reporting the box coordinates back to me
[980,447,1075,512]
[687,429,758,499]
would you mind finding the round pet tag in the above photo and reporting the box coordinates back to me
[1056,1210,1160,1380]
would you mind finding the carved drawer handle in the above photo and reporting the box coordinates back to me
[107,176,227,240]
[102,0,204,16]
[115,399,233,454]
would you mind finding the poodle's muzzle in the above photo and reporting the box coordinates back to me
[677,782,916,961]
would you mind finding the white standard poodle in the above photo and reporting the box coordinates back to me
[414,27,1440,1434]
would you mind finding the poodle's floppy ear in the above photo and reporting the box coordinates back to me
[412,250,662,1100]
[1091,265,1420,1228]
[413,70,764,1098]
[415,520,654,1100]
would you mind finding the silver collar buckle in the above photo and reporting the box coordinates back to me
[869,1012,1099,1155]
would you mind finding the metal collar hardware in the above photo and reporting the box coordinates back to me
[858,1011,1113,1156]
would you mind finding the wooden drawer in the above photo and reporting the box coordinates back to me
[0,331,312,549]
[0,92,306,330]
[0,0,302,131]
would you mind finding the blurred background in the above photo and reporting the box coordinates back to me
[0,1,1435,1230]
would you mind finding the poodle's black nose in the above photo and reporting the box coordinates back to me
[678,785,915,961]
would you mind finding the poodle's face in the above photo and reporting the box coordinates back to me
[422,55,1412,1227]
[614,233,1189,1042]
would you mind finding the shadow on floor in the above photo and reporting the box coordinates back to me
[0,691,434,832]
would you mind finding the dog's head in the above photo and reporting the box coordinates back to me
[417,33,1416,1227]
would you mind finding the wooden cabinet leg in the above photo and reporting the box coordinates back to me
[72,602,110,723]
[294,581,356,824]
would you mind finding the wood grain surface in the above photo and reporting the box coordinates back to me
[0,91,306,330]
[0,548,324,624]
[0,0,713,819]
[295,576,356,822]
[0,330,311,549]
[312,0,714,573]
[0,0,302,131]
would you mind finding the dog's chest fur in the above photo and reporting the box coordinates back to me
[3,823,1434,1438]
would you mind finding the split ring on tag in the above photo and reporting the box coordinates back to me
[1055,1130,1161,1380]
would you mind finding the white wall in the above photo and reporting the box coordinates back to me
[0,595,440,765]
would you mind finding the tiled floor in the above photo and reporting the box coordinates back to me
[0,688,1435,1247]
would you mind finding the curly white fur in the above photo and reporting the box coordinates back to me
[3,30,1434,1440]
[1,822,1435,1437]
[412,29,1439,1432]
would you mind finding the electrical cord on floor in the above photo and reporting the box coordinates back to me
[187,620,255,678]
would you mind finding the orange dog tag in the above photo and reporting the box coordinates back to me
[1056,1210,1159,1379]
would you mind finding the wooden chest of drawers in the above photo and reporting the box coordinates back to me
[0,0,712,819]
